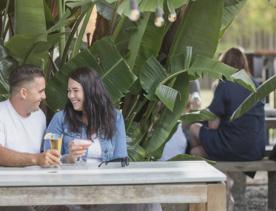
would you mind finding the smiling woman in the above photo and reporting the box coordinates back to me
[45,67,125,163]
[67,78,84,112]
[44,67,161,211]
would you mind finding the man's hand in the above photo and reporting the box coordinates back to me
[36,150,61,167]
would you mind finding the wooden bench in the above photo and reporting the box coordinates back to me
[214,146,276,210]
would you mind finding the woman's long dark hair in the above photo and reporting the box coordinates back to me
[220,47,250,75]
[64,67,116,140]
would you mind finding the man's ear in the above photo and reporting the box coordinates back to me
[19,87,28,100]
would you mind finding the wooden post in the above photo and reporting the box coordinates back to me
[268,172,276,210]
[228,172,246,210]
[207,183,226,211]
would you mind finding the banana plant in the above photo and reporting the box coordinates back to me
[0,44,17,99]
[231,74,276,120]
[0,0,261,162]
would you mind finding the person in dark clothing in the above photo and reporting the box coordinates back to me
[189,48,266,161]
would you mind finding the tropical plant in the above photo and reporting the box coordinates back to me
[0,0,267,161]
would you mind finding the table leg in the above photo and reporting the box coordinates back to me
[189,203,206,211]
[207,183,226,211]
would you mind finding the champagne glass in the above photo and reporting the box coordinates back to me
[73,139,92,164]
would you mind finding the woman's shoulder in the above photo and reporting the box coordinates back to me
[51,110,66,122]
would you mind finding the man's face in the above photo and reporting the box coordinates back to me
[24,77,46,113]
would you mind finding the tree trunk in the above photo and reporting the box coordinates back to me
[91,14,110,45]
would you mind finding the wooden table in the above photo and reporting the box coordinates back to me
[0,161,226,211]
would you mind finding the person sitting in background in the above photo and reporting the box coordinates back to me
[189,48,266,161]
[160,80,201,161]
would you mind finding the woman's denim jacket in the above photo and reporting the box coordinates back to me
[45,109,128,162]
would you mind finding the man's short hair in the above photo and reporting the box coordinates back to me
[9,64,45,94]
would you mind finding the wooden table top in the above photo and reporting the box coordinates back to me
[0,161,226,187]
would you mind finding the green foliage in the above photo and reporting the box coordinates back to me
[1,0,265,162]
[181,109,217,124]
[0,44,17,96]
[46,37,136,111]
[144,0,224,156]
[231,74,276,120]
[189,55,256,92]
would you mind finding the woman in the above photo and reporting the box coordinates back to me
[189,48,266,161]
[46,67,127,163]
[46,67,161,211]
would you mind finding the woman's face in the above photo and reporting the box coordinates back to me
[67,78,85,111]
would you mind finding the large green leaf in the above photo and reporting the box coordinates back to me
[155,84,179,111]
[231,74,276,120]
[117,0,188,16]
[168,0,223,72]
[13,0,48,67]
[113,17,137,55]
[189,55,256,92]
[181,109,217,124]
[0,44,17,95]
[127,135,146,161]
[113,12,170,95]
[15,0,46,38]
[144,73,189,153]
[127,14,171,75]
[66,0,94,9]
[230,69,256,92]
[220,0,246,37]
[139,0,163,12]
[46,37,136,111]
[169,0,190,9]
[139,56,168,99]
[139,56,186,111]
[144,0,224,154]
[5,34,60,68]
[189,54,236,77]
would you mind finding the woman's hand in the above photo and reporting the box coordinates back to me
[67,139,92,163]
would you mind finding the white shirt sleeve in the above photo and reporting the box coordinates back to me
[0,121,6,146]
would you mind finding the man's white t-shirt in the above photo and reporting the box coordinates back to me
[0,100,46,153]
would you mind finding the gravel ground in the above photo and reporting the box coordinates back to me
[162,172,272,211]
[243,185,268,211]
[235,171,273,211]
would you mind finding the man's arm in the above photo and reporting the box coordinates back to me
[0,145,60,167]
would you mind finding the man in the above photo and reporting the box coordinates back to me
[0,64,60,167]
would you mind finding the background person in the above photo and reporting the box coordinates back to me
[160,80,201,161]
[189,47,266,161]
